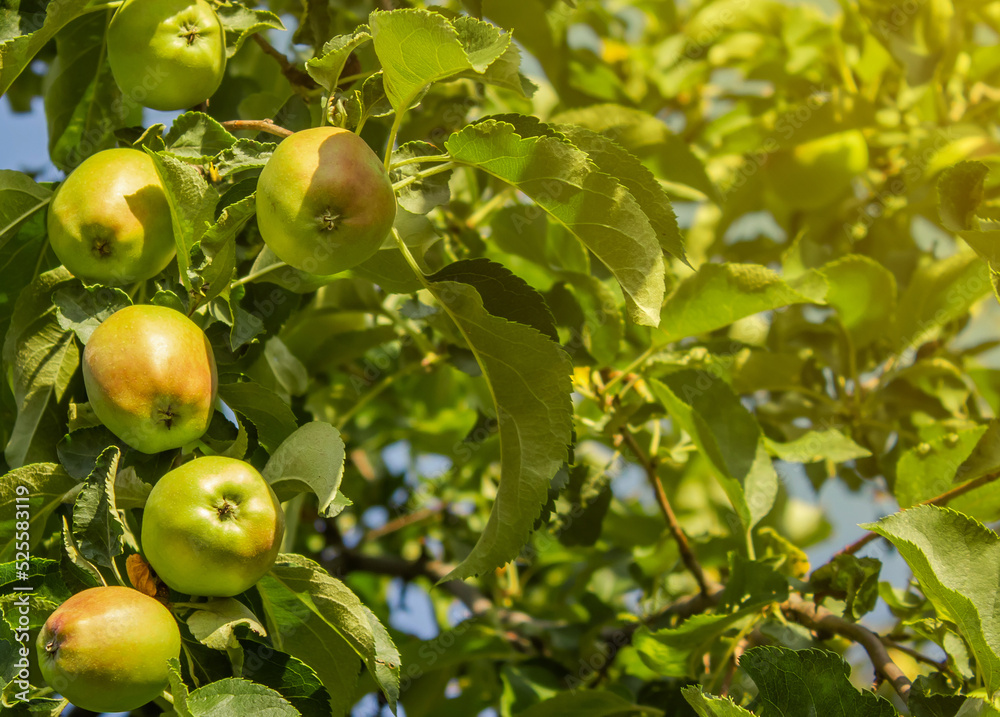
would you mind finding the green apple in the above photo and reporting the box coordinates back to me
[141,456,285,597]
[83,304,217,454]
[108,0,226,111]
[765,130,868,210]
[47,148,176,285]
[255,126,397,275]
[36,586,181,713]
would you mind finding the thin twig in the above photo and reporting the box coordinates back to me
[220,119,294,139]
[783,595,911,703]
[879,637,948,671]
[252,34,317,89]
[363,505,446,542]
[834,470,1000,558]
[620,427,711,597]
[328,551,493,616]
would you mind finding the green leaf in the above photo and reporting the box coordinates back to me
[45,10,125,171]
[634,612,755,678]
[551,272,623,365]
[355,72,394,123]
[0,170,51,244]
[0,463,78,561]
[650,372,777,531]
[0,208,49,357]
[60,515,104,589]
[864,506,1000,694]
[187,598,267,650]
[764,429,871,464]
[146,150,220,293]
[2,268,79,468]
[236,636,333,717]
[370,9,513,109]
[809,554,881,620]
[57,425,124,479]
[682,687,754,716]
[894,250,990,350]
[429,259,557,342]
[246,246,337,294]
[446,117,666,326]
[757,526,811,579]
[165,112,238,159]
[658,263,824,340]
[187,677,299,716]
[215,2,286,58]
[820,255,898,349]
[740,646,897,716]
[362,604,400,711]
[166,658,194,716]
[110,465,151,510]
[895,426,987,508]
[210,285,265,351]
[264,337,308,397]
[555,123,685,264]
[939,161,989,232]
[451,14,509,71]
[305,27,371,93]
[0,556,62,592]
[52,283,131,345]
[551,103,720,201]
[637,556,783,678]
[557,464,612,547]
[262,422,347,517]
[260,554,400,711]
[390,142,452,215]
[218,380,298,453]
[127,122,166,152]
[0,0,92,95]
[514,691,661,717]
[449,16,534,97]
[214,139,275,177]
[200,410,248,459]
[189,193,254,304]
[349,248,423,294]
[424,267,573,579]
[908,675,967,717]
[255,575,360,717]
[71,446,124,568]
[718,553,789,611]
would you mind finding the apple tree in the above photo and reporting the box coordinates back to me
[3,0,1000,715]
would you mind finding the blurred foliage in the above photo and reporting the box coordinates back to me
[4,0,1000,715]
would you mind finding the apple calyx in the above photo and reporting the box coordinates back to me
[179,21,202,45]
[320,208,343,232]
[157,402,178,429]
[91,236,113,258]
[216,499,238,520]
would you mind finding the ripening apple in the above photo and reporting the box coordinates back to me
[107,0,226,111]
[765,130,868,210]
[47,148,176,285]
[255,126,397,275]
[36,586,181,713]
[83,304,217,454]
[141,456,285,597]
